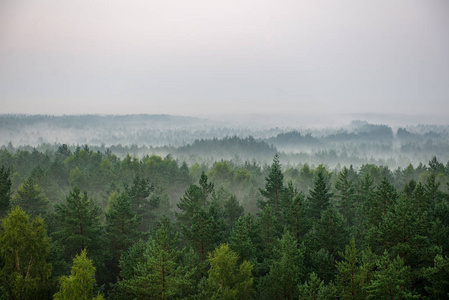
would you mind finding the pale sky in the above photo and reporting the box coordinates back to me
[1,0,448,122]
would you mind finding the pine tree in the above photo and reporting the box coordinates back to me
[298,272,338,300]
[283,193,308,247]
[126,174,160,232]
[229,217,256,264]
[116,219,192,300]
[308,170,333,219]
[223,194,244,230]
[259,230,304,300]
[53,187,105,269]
[365,177,398,228]
[204,244,254,299]
[0,207,52,299]
[365,251,416,299]
[11,178,49,217]
[0,166,11,217]
[425,255,449,299]
[335,167,357,226]
[314,207,349,256]
[53,249,104,300]
[104,192,141,288]
[259,154,285,210]
[335,238,371,300]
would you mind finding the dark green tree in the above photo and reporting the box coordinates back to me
[298,272,338,300]
[425,255,449,299]
[229,217,256,264]
[259,154,285,210]
[259,230,305,300]
[307,170,333,219]
[335,238,374,300]
[11,178,49,217]
[365,252,416,299]
[335,166,357,226]
[0,166,11,216]
[53,187,105,270]
[115,218,192,299]
[126,174,160,232]
[104,192,141,289]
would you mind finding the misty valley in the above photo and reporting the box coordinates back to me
[0,114,449,299]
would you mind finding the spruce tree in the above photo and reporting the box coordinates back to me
[259,230,305,300]
[308,170,333,219]
[116,218,192,299]
[259,154,285,210]
[335,167,357,226]
[0,166,11,217]
[11,178,49,217]
[365,252,416,299]
[53,187,105,270]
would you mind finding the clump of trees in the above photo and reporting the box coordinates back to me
[1,148,449,299]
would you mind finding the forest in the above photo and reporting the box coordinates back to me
[0,115,449,299]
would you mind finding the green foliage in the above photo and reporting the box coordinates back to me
[307,170,333,219]
[365,251,417,299]
[335,238,373,300]
[425,255,449,298]
[0,166,12,216]
[298,272,338,300]
[11,178,49,217]
[53,249,104,300]
[259,230,304,300]
[114,219,192,300]
[204,244,254,300]
[335,166,357,226]
[259,154,286,210]
[283,192,308,247]
[229,217,256,263]
[104,192,141,288]
[0,206,53,299]
[53,187,105,268]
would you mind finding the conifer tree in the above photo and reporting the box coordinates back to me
[298,272,338,300]
[335,167,357,226]
[11,178,49,217]
[259,154,285,210]
[283,193,308,247]
[425,255,449,299]
[229,217,256,264]
[259,230,305,300]
[126,174,159,232]
[0,166,11,217]
[335,238,372,300]
[104,192,141,288]
[314,207,349,256]
[365,251,416,299]
[308,170,333,219]
[53,187,105,269]
[116,218,192,299]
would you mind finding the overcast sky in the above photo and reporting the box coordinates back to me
[1,0,448,123]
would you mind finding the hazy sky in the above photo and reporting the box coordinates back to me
[1,0,448,122]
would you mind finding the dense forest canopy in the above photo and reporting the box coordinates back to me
[0,114,449,298]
